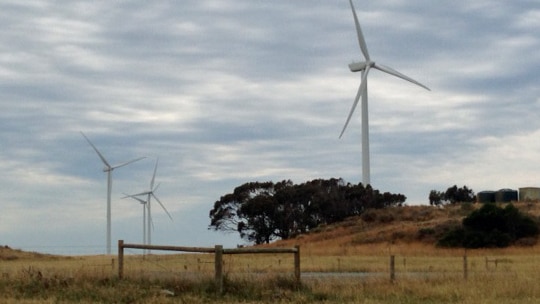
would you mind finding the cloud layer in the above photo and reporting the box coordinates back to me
[0,0,538,254]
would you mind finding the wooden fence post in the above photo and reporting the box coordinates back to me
[390,255,395,282]
[463,254,468,280]
[118,240,124,279]
[215,245,223,294]
[294,245,301,283]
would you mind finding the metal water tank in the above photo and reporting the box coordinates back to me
[477,191,496,203]
[519,187,540,201]
[495,189,518,203]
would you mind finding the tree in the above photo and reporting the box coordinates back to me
[209,178,407,244]
[238,192,278,244]
[428,185,475,205]
[208,181,281,244]
[429,190,444,206]
[445,185,475,204]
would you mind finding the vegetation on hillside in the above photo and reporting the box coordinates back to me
[266,202,540,252]
[0,245,55,261]
[437,203,539,248]
[210,179,539,249]
[429,185,475,205]
[209,179,405,244]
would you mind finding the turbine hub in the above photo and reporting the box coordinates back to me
[348,60,374,72]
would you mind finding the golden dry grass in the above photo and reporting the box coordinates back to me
[2,202,540,302]
[263,202,540,254]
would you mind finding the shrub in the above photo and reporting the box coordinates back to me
[438,203,539,248]
[417,228,436,240]
[360,209,378,223]
[437,227,466,247]
[378,213,395,224]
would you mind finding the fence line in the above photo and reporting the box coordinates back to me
[117,240,300,294]
[388,253,475,282]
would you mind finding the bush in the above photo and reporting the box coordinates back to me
[437,228,466,247]
[417,228,436,239]
[438,203,539,248]
[378,213,395,223]
[360,209,378,223]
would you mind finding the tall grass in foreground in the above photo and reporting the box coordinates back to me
[2,248,540,303]
[2,266,540,303]
[308,273,540,304]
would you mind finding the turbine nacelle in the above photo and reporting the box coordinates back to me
[348,61,374,72]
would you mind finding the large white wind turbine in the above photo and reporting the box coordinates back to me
[126,158,173,250]
[81,132,146,254]
[340,0,430,186]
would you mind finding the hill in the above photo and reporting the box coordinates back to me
[0,245,59,261]
[261,202,540,254]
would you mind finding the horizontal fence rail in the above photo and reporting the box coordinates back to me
[118,242,215,253]
[117,240,300,294]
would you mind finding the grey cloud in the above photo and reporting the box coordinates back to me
[0,1,538,253]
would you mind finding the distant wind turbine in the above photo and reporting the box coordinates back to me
[123,194,149,253]
[81,131,146,254]
[341,0,430,186]
[125,158,172,251]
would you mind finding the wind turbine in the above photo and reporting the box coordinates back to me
[126,158,173,251]
[81,131,146,254]
[340,0,430,186]
[124,194,148,245]
[123,194,149,254]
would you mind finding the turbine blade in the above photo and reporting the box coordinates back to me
[125,191,151,197]
[152,194,173,221]
[340,67,370,138]
[150,158,159,189]
[122,193,146,204]
[80,132,111,168]
[349,0,370,61]
[374,64,431,91]
[112,156,146,170]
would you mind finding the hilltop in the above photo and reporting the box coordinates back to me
[261,202,540,255]
[3,202,540,258]
[0,245,59,261]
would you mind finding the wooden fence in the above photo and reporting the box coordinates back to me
[117,240,300,293]
[389,254,470,282]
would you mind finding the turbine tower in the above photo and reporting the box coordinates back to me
[341,0,430,186]
[126,158,173,251]
[81,132,146,254]
[124,194,148,253]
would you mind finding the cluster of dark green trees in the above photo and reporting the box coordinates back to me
[209,178,406,244]
[429,185,475,205]
[438,203,539,248]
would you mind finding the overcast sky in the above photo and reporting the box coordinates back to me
[1,1,538,254]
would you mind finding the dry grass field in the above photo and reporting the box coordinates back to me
[2,202,540,303]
